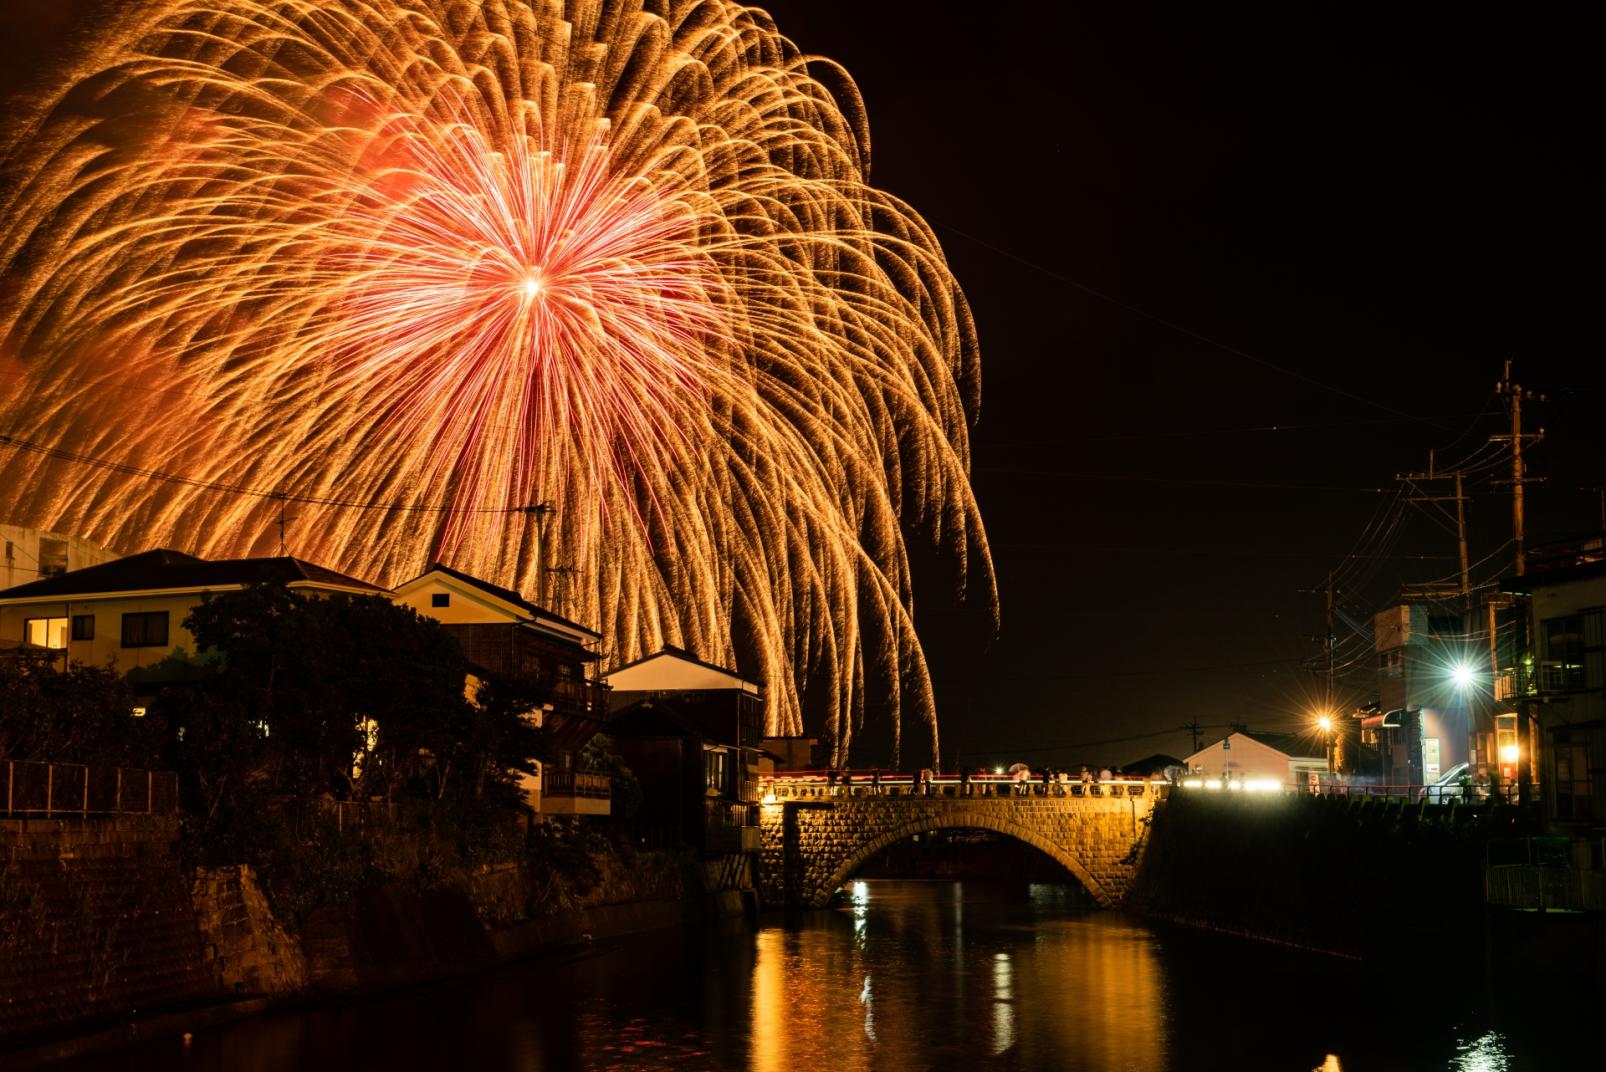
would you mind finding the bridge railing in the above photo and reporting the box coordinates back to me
[1175,778,1521,804]
[760,770,1165,801]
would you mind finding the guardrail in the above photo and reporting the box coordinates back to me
[1313,781,1520,804]
[1171,778,1523,803]
[761,770,1162,800]
[1,760,179,817]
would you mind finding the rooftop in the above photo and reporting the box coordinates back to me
[0,548,383,601]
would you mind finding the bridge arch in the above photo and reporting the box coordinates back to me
[818,812,1111,906]
[759,791,1159,909]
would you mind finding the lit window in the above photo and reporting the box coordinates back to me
[24,617,68,649]
[704,749,729,794]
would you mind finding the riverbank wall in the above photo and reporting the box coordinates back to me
[1129,791,1534,960]
[0,817,221,1053]
[1,819,750,1063]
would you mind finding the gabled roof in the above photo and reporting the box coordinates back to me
[0,548,383,602]
[1238,729,1321,756]
[392,562,601,640]
[1119,753,1186,776]
[604,645,763,689]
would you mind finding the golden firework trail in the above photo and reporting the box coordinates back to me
[0,0,993,762]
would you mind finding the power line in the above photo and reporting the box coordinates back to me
[990,656,1301,682]
[0,431,541,515]
[1001,542,1454,561]
[978,466,1391,494]
[980,411,1491,448]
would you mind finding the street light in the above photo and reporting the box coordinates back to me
[1316,713,1335,775]
[1450,662,1477,690]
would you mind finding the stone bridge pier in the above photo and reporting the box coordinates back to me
[757,791,1162,909]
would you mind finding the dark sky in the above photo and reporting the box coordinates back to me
[4,2,1601,769]
[758,0,1604,768]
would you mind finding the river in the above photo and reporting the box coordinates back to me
[61,880,1588,1071]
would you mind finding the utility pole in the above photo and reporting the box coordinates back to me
[521,502,555,599]
[1324,569,1336,710]
[1396,450,1472,601]
[1492,362,1545,576]
[543,564,579,616]
[273,493,294,556]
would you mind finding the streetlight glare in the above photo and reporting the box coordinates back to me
[1317,715,1333,734]
[1451,663,1477,689]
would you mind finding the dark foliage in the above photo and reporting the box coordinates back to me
[0,651,165,767]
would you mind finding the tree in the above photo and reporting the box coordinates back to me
[158,583,552,810]
[0,651,162,768]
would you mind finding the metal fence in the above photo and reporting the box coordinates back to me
[1483,838,1606,912]
[1313,782,1522,804]
[1487,864,1606,912]
[1,760,179,817]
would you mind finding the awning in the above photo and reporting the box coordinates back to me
[1361,708,1407,731]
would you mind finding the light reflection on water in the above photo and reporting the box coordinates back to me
[55,880,1561,1072]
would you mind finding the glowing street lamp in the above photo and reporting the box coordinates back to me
[1450,662,1478,690]
[1316,713,1335,775]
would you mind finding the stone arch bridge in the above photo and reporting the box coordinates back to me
[757,777,1164,908]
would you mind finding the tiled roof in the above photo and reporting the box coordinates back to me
[0,548,383,600]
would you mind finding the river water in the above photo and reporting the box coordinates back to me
[66,880,1585,1071]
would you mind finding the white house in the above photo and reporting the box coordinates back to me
[1185,730,1327,790]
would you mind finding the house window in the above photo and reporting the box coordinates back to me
[1552,727,1596,821]
[37,537,68,579]
[704,749,729,795]
[24,617,68,649]
[431,593,450,607]
[121,611,170,648]
[1540,610,1603,693]
[71,614,95,641]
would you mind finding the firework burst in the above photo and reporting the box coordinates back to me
[0,0,993,761]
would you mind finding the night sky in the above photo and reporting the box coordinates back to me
[759,0,1603,768]
[3,2,1601,769]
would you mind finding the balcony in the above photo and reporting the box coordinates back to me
[537,768,612,817]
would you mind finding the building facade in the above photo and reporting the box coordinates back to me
[0,549,383,674]
[605,648,764,852]
[392,564,612,816]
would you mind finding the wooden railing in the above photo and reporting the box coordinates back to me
[544,769,612,799]
[1,760,179,817]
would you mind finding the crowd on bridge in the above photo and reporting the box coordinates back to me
[764,766,1169,801]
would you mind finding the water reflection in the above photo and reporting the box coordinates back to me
[744,881,1166,1071]
[51,879,1578,1072]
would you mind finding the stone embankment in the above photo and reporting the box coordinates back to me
[0,817,220,1051]
[1,818,746,1063]
[1129,790,1531,958]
